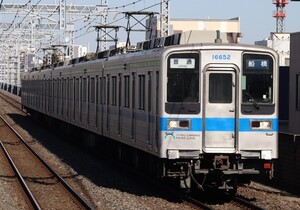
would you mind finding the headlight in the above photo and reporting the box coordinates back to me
[167,119,190,129]
[168,120,179,129]
[251,120,272,130]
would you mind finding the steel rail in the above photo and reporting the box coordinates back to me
[0,91,24,113]
[0,114,94,210]
[0,140,42,210]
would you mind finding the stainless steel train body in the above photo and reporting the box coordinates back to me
[21,42,278,192]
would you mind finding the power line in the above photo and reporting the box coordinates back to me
[53,0,144,47]
[0,0,4,9]
[72,0,169,45]
[74,0,142,34]
[5,0,42,38]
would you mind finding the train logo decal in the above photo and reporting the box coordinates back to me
[164,132,175,140]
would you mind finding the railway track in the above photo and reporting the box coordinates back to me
[0,91,24,113]
[0,90,213,210]
[0,90,271,210]
[96,144,267,210]
[0,114,94,209]
[221,192,266,210]
[180,189,266,210]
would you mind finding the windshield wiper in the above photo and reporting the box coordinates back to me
[245,92,259,110]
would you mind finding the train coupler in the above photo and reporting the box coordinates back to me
[213,155,230,169]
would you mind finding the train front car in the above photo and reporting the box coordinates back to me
[159,44,278,193]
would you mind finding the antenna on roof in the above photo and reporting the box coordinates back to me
[273,0,289,32]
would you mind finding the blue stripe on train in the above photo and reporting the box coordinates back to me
[160,118,202,131]
[239,118,278,132]
[160,118,278,132]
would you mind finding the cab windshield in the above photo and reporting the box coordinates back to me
[167,53,199,102]
[242,54,274,104]
[165,52,200,114]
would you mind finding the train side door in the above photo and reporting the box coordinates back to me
[203,67,237,153]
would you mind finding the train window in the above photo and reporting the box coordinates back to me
[63,79,67,99]
[65,79,68,100]
[167,53,199,103]
[60,79,63,100]
[75,78,79,101]
[112,76,117,106]
[91,77,95,104]
[103,77,106,105]
[53,80,56,98]
[62,79,66,115]
[118,73,121,108]
[138,74,145,110]
[82,78,87,102]
[98,77,102,104]
[209,73,232,103]
[58,80,61,99]
[131,72,136,140]
[95,76,98,104]
[56,80,59,114]
[124,75,130,108]
[132,73,135,109]
[70,78,74,100]
[36,80,39,108]
[148,72,152,112]
[59,79,62,114]
[296,74,300,110]
[68,78,72,100]
[166,53,200,114]
[46,80,49,107]
[107,76,110,105]
[242,54,273,104]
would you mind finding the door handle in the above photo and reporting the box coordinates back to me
[229,109,234,112]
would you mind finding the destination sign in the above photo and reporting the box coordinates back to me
[170,58,195,69]
[245,59,270,70]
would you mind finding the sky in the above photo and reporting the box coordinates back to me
[168,0,300,44]
[3,0,300,50]
[68,0,300,50]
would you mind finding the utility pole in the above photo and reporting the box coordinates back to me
[0,2,108,90]
[100,0,109,51]
[160,0,170,37]
[123,11,158,47]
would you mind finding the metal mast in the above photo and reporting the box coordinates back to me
[95,25,120,52]
[273,0,289,32]
[0,2,107,93]
[160,0,170,37]
[123,11,158,47]
[100,0,109,51]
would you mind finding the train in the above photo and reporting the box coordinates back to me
[21,30,279,194]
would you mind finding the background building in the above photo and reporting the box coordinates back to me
[255,32,290,66]
[169,17,240,34]
[73,45,88,58]
[148,17,241,40]
[288,32,300,134]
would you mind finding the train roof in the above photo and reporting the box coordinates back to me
[30,30,251,72]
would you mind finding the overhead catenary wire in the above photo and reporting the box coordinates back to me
[50,0,144,46]
[2,0,33,31]
[0,0,38,39]
[71,0,169,45]
[0,0,169,58]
